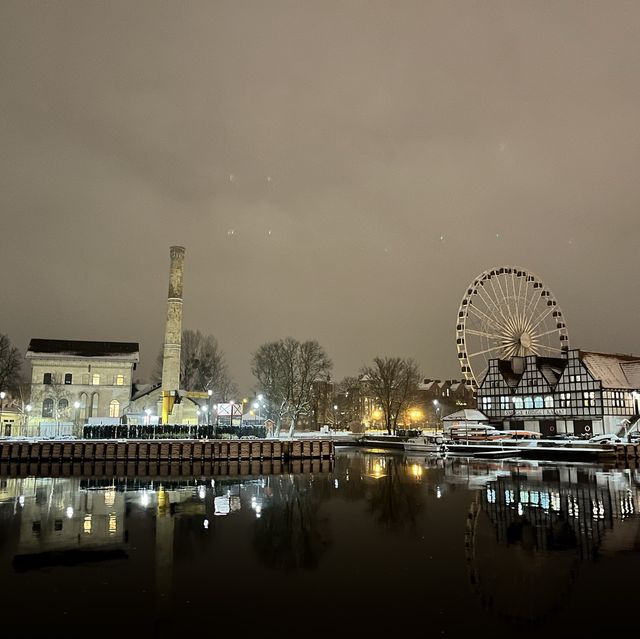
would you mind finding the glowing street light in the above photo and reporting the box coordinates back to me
[433,399,441,432]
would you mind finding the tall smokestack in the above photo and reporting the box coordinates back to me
[161,246,185,424]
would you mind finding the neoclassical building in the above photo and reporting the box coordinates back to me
[26,339,140,430]
[477,349,640,436]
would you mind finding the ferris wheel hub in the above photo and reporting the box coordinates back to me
[519,332,532,349]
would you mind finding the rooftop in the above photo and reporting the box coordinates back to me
[26,339,140,362]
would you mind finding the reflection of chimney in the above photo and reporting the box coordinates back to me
[161,246,185,424]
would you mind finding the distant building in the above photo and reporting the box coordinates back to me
[476,349,640,436]
[25,339,139,430]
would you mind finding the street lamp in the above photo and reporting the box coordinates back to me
[333,404,338,430]
[0,392,5,436]
[207,389,213,426]
[433,399,441,433]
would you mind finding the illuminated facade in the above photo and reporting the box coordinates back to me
[25,339,139,432]
[477,349,640,436]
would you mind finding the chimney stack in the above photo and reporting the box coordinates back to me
[161,246,185,423]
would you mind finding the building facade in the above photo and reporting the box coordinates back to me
[25,339,140,430]
[477,349,640,436]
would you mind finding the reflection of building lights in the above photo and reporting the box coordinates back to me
[198,485,206,500]
[203,519,209,529]
[83,515,92,534]
[334,479,339,489]
[104,489,116,507]
[436,486,442,499]
[108,514,117,533]
[66,506,74,519]
[140,491,150,508]
[411,464,423,479]
[18,495,24,507]
[517,503,524,516]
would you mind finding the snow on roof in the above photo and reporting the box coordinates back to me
[581,351,640,390]
[27,338,139,362]
[418,381,440,391]
[442,409,489,422]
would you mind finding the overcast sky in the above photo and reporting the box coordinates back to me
[1,1,639,392]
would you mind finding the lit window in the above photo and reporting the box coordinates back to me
[109,400,120,418]
[42,398,54,418]
[64,373,72,385]
[92,374,100,385]
[115,374,124,386]
[83,515,92,534]
[534,396,543,409]
[514,397,523,410]
[544,396,554,408]
[524,397,533,409]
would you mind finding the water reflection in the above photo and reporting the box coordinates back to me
[0,451,639,630]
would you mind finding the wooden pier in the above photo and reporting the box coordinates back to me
[0,438,335,465]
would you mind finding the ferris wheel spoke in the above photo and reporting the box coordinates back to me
[495,275,518,326]
[529,306,555,333]
[465,329,506,340]
[474,284,510,332]
[467,305,509,334]
[487,278,514,330]
[467,344,506,358]
[531,327,560,340]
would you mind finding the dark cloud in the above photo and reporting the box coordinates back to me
[1,0,639,391]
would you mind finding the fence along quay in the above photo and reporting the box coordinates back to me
[0,438,335,467]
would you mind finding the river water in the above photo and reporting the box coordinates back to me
[0,448,637,635]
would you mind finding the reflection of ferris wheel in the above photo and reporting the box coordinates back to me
[457,266,569,388]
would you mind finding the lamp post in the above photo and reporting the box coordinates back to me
[0,391,5,436]
[207,389,213,426]
[433,399,441,433]
[333,404,338,430]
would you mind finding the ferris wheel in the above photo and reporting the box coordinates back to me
[456,266,569,389]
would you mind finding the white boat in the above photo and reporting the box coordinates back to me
[403,434,448,453]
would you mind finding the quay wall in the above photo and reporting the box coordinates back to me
[0,439,335,465]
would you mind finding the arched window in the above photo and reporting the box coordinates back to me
[79,393,88,421]
[58,399,69,417]
[42,398,54,418]
[514,397,523,410]
[109,400,120,418]
[90,393,99,417]
[534,396,543,409]
[524,396,534,409]
[545,396,554,408]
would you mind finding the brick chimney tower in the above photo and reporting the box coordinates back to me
[161,246,185,424]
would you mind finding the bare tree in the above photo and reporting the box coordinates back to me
[155,329,237,401]
[0,333,22,393]
[251,338,332,437]
[360,357,421,435]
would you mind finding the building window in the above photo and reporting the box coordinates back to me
[545,396,554,409]
[43,373,52,385]
[514,397,523,410]
[559,393,569,408]
[115,374,124,386]
[58,399,69,416]
[42,398,54,418]
[583,391,595,407]
[534,396,543,409]
[500,396,510,410]
[109,400,120,418]
[90,393,99,417]
[92,374,100,385]
[524,397,533,409]
[64,373,72,385]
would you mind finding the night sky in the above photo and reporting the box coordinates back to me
[1,1,639,392]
